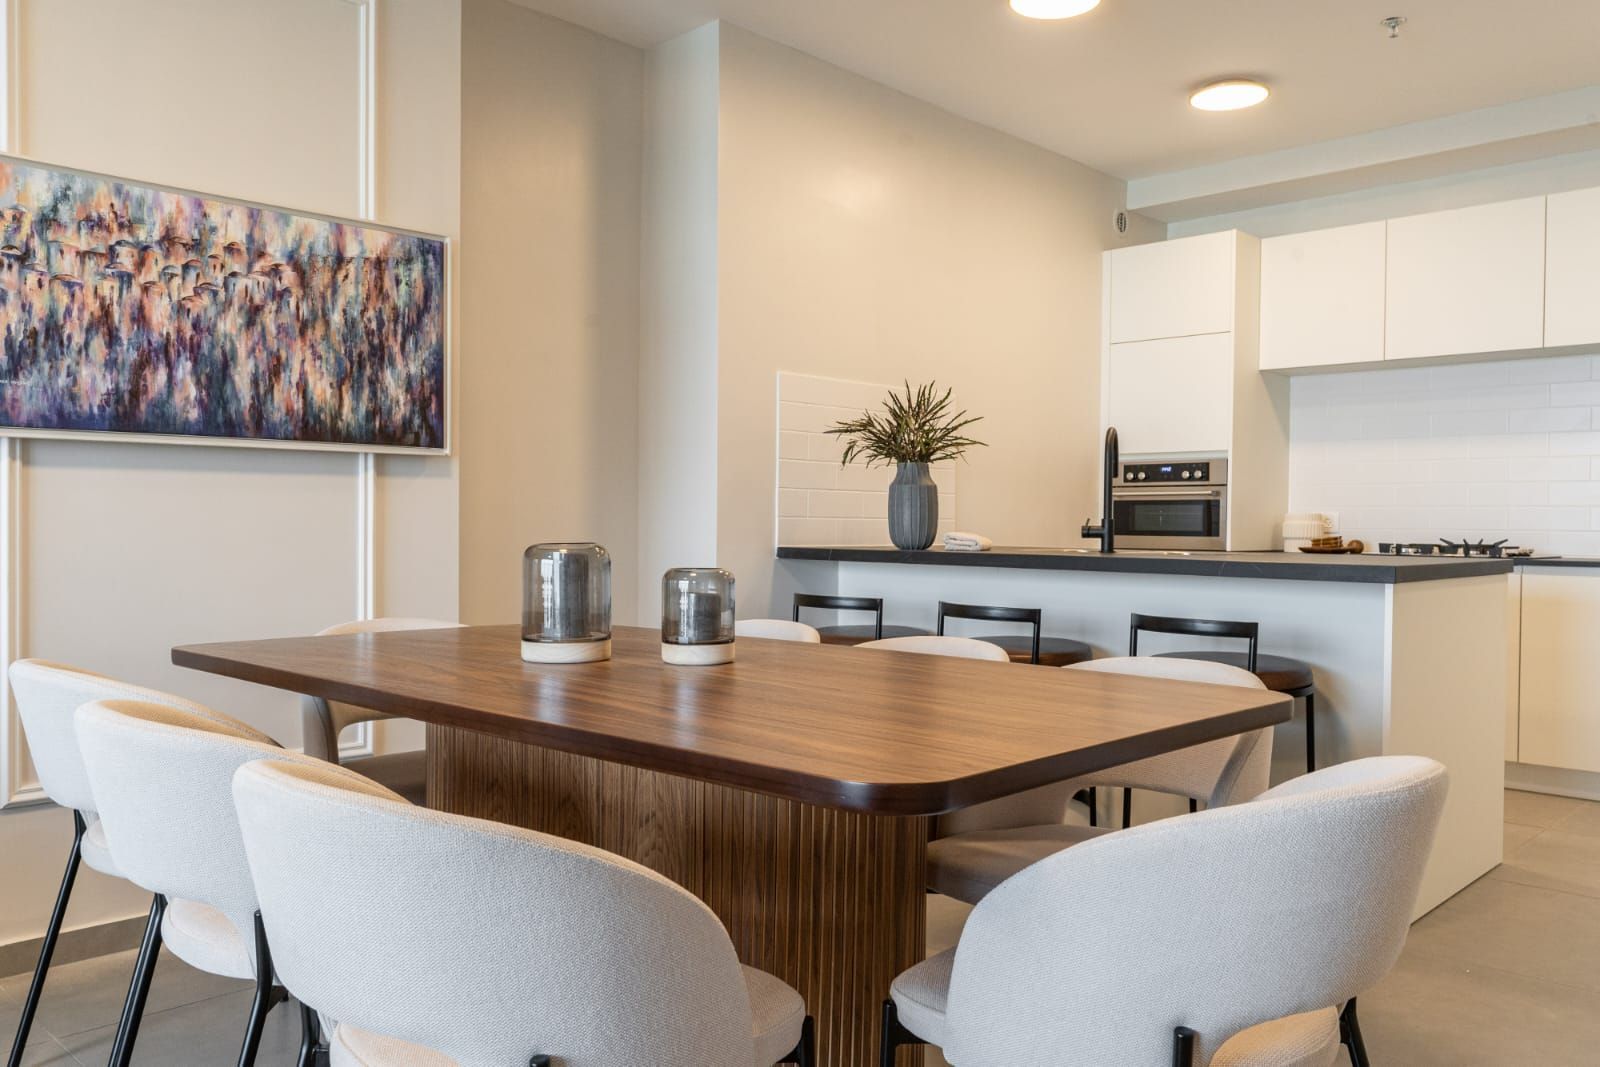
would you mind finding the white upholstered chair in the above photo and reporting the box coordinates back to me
[5,660,263,1066]
[734,618,822,643]
[857,634,1011,662]
[231,757,817,1067]
[930,656,1273,886]
[884,756,1448,1067]
[74,699,334,1067]
[300,617,463,804]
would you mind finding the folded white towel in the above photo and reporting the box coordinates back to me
[943,531,993,552]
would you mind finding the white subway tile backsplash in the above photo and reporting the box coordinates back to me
[807,433,845,463]
[1290,351,1600,551]
[776,373,959,546]
[1549,482,1600,507]
[1550,381,1600,407]
[1509,407,1589,433]
[1549,431,1600,456]
[1510,507,1590,530]
[778,460,838,491]
[1429,410,1509,436]
[778,518,841,545]
[778,431,810,460]
[808,490,869,518]
[1516,356,1596,384]
[835,464,894,492]
[1524,456,1591,481]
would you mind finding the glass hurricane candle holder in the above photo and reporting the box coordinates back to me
[522,543,612,663]
[661,568,735,665]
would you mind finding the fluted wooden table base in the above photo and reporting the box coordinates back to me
[428,724,928,1067]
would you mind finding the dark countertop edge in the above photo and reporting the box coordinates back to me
[777,546,1515,584]
[1513,557,1600,568]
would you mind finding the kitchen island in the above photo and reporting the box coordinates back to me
[777,545,1512,915]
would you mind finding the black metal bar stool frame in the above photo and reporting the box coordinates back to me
[936,601,1044,664]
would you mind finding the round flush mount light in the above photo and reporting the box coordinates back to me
[1009,0,1101,19]
[1189,79,1271,112]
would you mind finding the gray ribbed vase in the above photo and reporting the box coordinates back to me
[888,462,939,550]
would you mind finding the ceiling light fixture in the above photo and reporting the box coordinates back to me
[1189,79,1270,112]
[1009,0,1101,20]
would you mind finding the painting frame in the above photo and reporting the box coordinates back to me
[0,152,452,456]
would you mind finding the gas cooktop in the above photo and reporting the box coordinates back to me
[1376,538,1534,559]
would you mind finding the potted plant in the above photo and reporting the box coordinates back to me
[826,381,985,550]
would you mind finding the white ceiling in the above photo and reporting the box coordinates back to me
[510,0,1600,181]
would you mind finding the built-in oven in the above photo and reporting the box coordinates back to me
[1111,456,1228,551]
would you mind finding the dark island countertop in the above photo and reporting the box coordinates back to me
[777,545,1516,584]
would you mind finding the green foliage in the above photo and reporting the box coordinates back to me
[825,381,986,468]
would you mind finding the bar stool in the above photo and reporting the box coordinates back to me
[792,594,929,646]
[1132,613,1317,775]
[936,602,1092,667]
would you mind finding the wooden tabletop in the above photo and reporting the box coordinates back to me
[173,624,1291,815]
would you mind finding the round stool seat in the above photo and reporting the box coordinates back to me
[1153,650,1313,693]
[816,623,931,647]
[977,634,1093,667]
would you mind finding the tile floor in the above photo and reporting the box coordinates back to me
[4,788,1599,1065]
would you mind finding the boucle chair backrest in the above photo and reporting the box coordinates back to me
[232,759,758,1067]
[1066,656,1274,808]
[9,659,266,814]
[734,618,822,643]
[301,618,464,761]
[74,699,321,967]
[859,635,1011,662]
[944,755,1448,1066]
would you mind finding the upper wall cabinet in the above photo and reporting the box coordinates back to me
[1108,230,1236,343]
[1106,333,1234,455]
[1546,187,1600,348]
[1385,197,1546,362]
[1260,221,1386,370]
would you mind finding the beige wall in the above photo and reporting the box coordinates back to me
[713,24,1148,615]
[0,0,460,949]
[460,0,643,625]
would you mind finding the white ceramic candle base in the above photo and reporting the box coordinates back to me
[521,638,612,663]
[661,642,735,666]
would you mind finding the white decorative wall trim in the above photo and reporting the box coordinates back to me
[344,0,380,761]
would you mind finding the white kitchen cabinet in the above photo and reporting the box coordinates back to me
[1385,197,1546,361]
[1105,333,1234,455]
[1546,186,1600,348]
[1518,570,1600,773]
[1108,231,1236,344]
[1259,221,1387,370]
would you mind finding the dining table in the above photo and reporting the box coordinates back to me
[174,623,1292,1067]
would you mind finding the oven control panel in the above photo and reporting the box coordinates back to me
[1120,460,1223,484]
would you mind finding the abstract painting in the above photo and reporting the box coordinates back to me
[0,156,447,451]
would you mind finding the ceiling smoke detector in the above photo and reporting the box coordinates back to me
[1382,16,1407,38]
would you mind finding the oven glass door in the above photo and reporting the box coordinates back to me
[1112,492,1223,542]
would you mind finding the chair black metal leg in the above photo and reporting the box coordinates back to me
[236,911,275,1067]
[879,999,924,1067]
[296,1001,321,1067]
[1172,1025,1198,1066]
[1304,690,1317,773]
[779,1015,815,1066]
[1122,786,1133,828]
[7,812,86,1067]
[1340,998,1370,1067]
[108,893,167,1067]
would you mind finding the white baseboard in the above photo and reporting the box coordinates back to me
[1505,761,1600,803]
